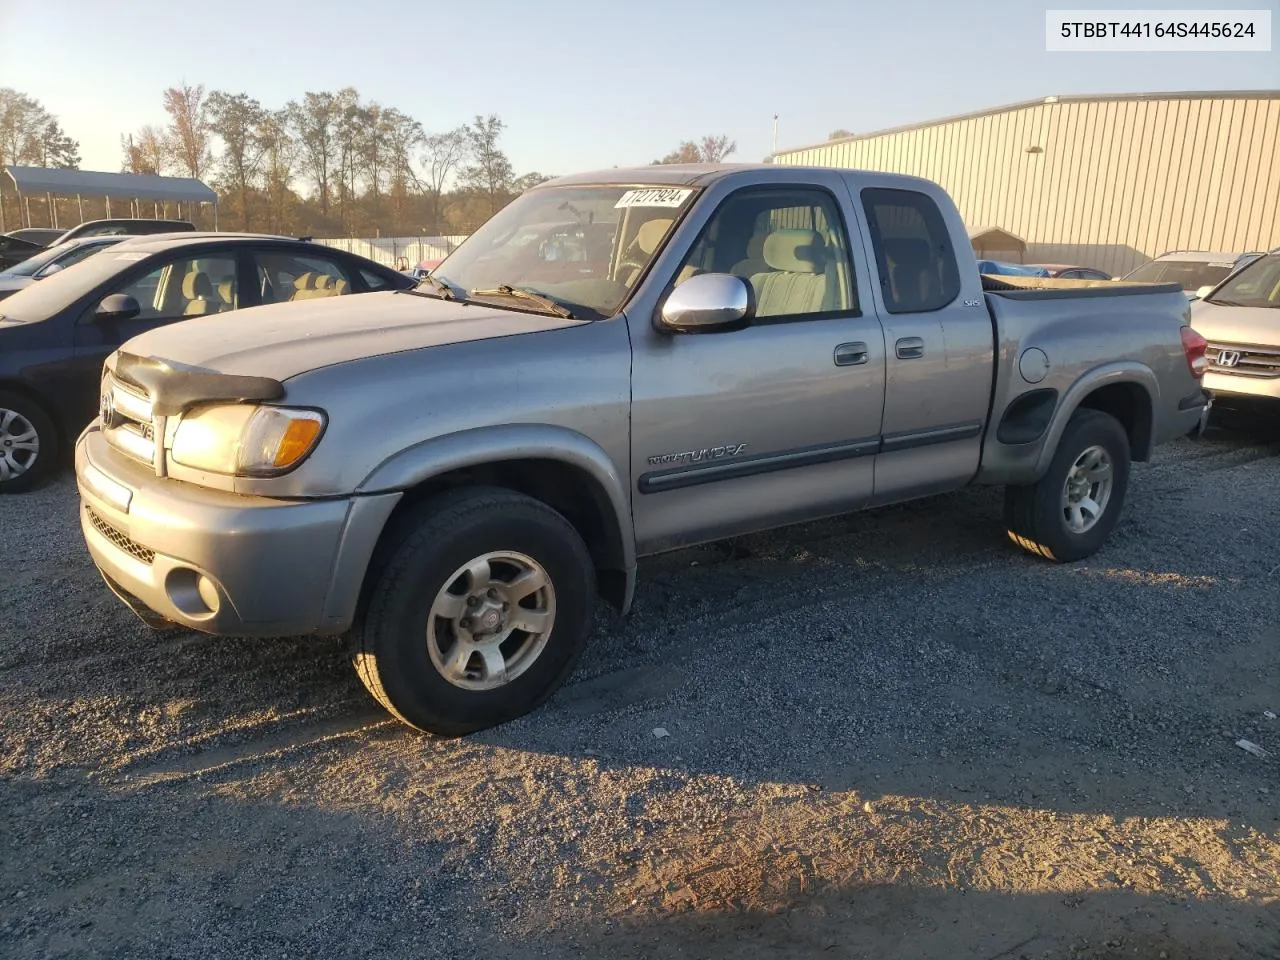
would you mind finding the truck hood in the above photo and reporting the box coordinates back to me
[1190,301,1280,345]
[117,291,587,380]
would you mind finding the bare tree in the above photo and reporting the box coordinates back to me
[419,126,467,228]
[285,91,339,215]
[207,91,270,228]
[654,135,735,164]
[654,140,701,164]
[161,82,212,178]
[120,125,167,175]
[260,110,296,233]
[698,134,736,163]
[459,114,514,216]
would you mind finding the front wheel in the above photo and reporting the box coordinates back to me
[353,488,597,735]
[0,391,58,494]
[1004,408,1131,562]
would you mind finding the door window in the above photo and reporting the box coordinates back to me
[860,188,961,313]
[254,251,354,303]
[110,254,238,320]
[675,188,858,320]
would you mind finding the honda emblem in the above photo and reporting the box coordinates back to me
[1216,350,1243,368]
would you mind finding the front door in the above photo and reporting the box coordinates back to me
[629,183,887,555]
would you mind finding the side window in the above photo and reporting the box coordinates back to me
[675,188,857,320]
[360,268,393,291]
[860,188,961,313]
[110,254,238,320]
[255,251,354,304]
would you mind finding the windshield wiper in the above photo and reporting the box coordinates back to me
[407,274,456,301]
[468,284,575,319]
[1205,298,1248,306]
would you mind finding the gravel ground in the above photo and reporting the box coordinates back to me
[1,419,1278,959]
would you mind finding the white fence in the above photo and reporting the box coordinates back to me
[315,235,469,268]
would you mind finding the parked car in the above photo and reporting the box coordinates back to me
[1029,263,1113,280]
[0,236,130,301]
[73,164,1207,735]
[976,259,1051,277]
[1121,250,1264,300]
[0,233,416,491]
[1189,248,1280,419]
[50,218,197,245]
[0,233,49,272]
[4,227,65,247]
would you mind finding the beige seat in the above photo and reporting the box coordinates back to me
[331,277,349,295]
[291,272,316,301]
[181,271,218,316]
[731,234,769,279]
[314,275,335,297]
[749,229,830,317]
[620,218,673,286]
[216,277,237,311]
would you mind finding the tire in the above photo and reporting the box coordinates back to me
[1004,408,1131,563]
[353,487,597,735]
[0,390,59,495]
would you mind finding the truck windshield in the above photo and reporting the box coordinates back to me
[1206,254,1280,308]
[429,184,696,321]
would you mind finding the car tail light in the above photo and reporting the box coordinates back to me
[1181,325,1209,379]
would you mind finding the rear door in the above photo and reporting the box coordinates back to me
[855,185,994,503]
[629,179,887,553]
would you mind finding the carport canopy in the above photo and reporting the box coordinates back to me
[4,166,217,204]
[967,225,1027,260]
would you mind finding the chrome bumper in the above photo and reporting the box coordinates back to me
[75,426,400,637]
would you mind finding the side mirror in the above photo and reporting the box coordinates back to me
[658,273,752,333]
[95,293,141,321]
[1193,285,1214,300]
[35,263,64,280]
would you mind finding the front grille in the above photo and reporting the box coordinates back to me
[1207,342,1280,379]
[101,373,158,466]
[86,505,155,564]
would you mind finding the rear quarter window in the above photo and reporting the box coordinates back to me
[860,188,961,313]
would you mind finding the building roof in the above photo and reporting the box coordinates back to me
[4,166,217,203]
[775,89,1280,158]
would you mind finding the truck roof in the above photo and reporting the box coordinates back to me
[541,163,937,191]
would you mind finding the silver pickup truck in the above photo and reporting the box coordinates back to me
[75,164,1210,734]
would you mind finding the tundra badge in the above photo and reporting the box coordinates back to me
[647,443,748,467]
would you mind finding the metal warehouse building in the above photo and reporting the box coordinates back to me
[772,90,1280,276]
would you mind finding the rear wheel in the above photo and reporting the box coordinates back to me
[1004,408,1131,562]
[0,391,58,494]
[353,488,596,735]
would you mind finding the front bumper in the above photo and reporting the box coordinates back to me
[1203,370,1280,406]
[75,426,401,637]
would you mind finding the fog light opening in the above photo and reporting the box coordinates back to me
[165,567,221,618]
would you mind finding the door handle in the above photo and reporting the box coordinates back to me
[896,337,925,360]
[833,341,869,366]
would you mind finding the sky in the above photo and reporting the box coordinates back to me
[1,0,1276,181]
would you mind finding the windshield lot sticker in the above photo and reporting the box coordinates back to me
[615,188,693,209]
[114,253,148,261]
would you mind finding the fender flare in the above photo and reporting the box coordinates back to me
[357,422,636,573]
[1032,361,1158,477]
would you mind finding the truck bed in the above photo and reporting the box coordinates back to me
[981,274,1185,300]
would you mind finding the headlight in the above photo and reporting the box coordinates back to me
[170,404,326,476]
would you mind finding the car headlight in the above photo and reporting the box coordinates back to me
[170,404,326,476]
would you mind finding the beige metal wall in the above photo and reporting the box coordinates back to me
[775,94,1280,275]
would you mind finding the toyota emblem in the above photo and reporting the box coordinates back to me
[100,389,115,427]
